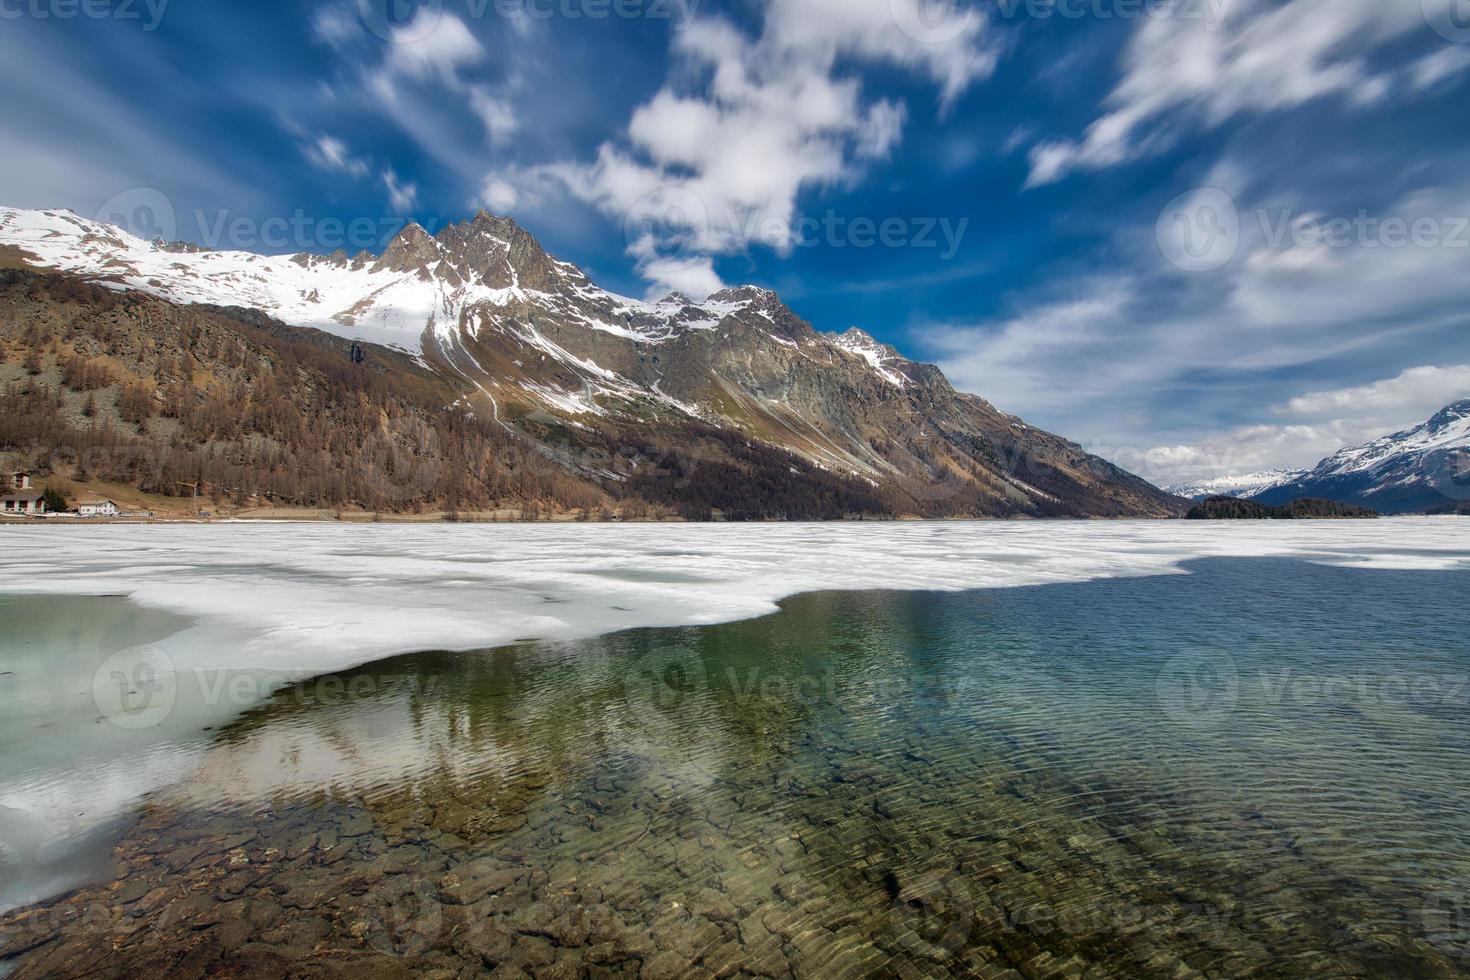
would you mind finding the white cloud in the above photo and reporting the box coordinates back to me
[382,12,486,82]
[302,135,369,177]
[363,12,519,151]
[1411,46,1470,91]
[382,169,419,212]
[857,99,907,159]
[468,87,518,143]
[917,165,1470,482]
[0,25,258,218]
[760,0,995,110]
[1137,420,1381,487]
[1136,366,1470,487]
[920,281,1141,418]
[521,0,995,292]
[1278,365,1470,420]
[477,175,519,213]
[636,255,726,302]
[311,5,362,47]
[1027,0,1455,186]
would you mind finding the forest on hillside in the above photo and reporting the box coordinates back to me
[0,271,896,519]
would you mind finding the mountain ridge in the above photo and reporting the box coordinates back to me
[1253,400,1470,514]
[1165,468,1308,502]
[0,204,1184,519]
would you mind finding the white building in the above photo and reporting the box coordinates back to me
[76,499,120,518]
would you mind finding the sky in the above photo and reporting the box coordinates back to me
[2,0,1469,487]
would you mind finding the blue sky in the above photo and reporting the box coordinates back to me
[3,0,1469,485]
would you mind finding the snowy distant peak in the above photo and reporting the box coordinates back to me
[1316,400,1470,478]
[1426,399,1470,433]
[1165,468,1307,502]
[707,285,779,307]
[833,327,910,388]
[1247,399,1470,514]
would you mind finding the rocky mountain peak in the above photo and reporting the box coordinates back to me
[375,222,440,275]
[433,210,560,291]
[708,285,778,307]
[1426,398,1470,433]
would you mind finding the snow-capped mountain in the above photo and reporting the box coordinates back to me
[1254,401,1470,514]
[1165,468,1307,502]
[0,205,1185,518]
[0,206,747,358]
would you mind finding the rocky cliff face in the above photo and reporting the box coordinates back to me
[0,206,1184,518]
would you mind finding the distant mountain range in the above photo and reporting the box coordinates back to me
[0,206,1183,519]
[1169,401,1470,514]
[1165,468,1307,503]
[1254,401,1470,514]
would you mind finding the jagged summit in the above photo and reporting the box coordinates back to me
[375,222,439,274]
[1426,399,1470,433]
[708,285,778,306]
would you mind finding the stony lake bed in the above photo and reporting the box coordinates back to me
[2,522,1470,978]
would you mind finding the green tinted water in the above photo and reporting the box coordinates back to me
[3,558,1469,978]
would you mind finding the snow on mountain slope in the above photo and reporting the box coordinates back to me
[833,328,911,387]
[1253,400,1470,513]
[1312,401,1470,478]
[1165,468,1307,502]
[1,207,445,353]
[0,207,745,360]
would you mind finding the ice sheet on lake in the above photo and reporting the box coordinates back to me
[1,518,1468,912]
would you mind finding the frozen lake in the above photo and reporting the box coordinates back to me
[2,520,1470,976]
